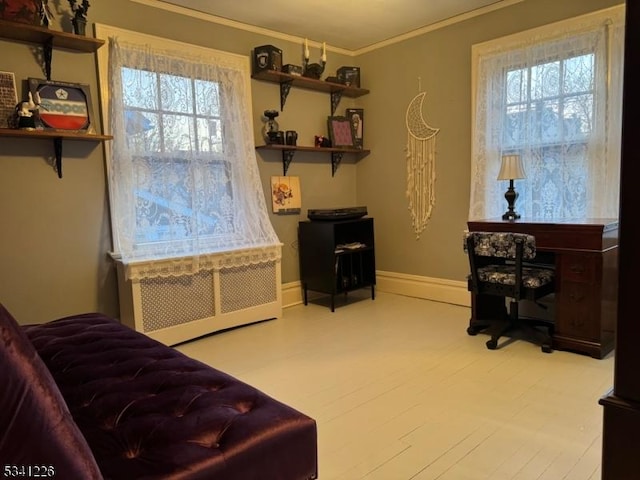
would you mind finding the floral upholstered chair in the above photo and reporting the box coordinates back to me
[463,231,555,353]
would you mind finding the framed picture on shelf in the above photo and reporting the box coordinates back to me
[28,78,95,133]
[0,0,40,24]
[346,108,363,149]
[271,176,301,214]
[0,71,18,128]
[327,116,354,148]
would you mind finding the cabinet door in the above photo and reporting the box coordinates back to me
[298,222,337,293]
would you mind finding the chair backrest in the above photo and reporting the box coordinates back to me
[463,231,536,260]
[464,231,538,300]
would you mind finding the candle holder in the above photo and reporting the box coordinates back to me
[302,39,326,79]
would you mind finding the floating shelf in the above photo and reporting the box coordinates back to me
[0,19,104,79]
[256,144,370,176]
[252,69,369,113]
[0,128,113,178]
[0,19,104,51]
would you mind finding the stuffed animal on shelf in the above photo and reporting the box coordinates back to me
[14,92,40,130]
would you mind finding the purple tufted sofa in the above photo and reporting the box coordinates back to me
[0,304,317,480]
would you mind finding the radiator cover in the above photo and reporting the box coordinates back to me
[116,247,282,345]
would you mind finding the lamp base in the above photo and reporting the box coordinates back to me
[502,181,520,221]
[502,211,521,221]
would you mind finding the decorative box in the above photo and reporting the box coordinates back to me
[282,64,303,76]
[0,0,39,24]
[337,66,361,88]
[253,45,283,73]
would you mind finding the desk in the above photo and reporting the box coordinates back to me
[467,218,619,359]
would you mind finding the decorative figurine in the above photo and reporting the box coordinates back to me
[68,0,90,35]
[39,0,54,27]
[314,135,331,148]
[263,109,283,144]
[302,39,326,79]
[15,92,40,131]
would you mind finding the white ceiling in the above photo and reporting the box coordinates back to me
[156,0,519,53]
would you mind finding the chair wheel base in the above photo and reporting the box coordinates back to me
[486,339,498,350]
[467,325,481,336]
[541,344,553,353]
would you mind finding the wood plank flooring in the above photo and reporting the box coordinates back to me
[176,291,613,480]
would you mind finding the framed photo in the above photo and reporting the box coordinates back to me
[346,108,364,149]
[271,176,301,214]
[327,116,354,148]
[0,71,18,128]
[28,78,95,133]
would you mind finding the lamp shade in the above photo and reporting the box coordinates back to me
[497,154,526,180]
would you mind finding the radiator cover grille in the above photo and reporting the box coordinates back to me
[140,270,215,332]
[220,262,277,313]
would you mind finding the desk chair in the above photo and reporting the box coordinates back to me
[464,231,555,353]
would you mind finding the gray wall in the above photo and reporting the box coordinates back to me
[0,0,622,324]
[355,0,623,281]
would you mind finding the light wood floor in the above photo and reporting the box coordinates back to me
[176,291,614,480]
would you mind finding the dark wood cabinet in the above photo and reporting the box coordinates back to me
[298,217,376,311]
[467,218,618,358]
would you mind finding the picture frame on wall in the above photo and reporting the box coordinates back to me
[271,176,301,214]
[327,115,354,148]
[28,78,95,133]
[0,71,18,128]
[346,108,364,149]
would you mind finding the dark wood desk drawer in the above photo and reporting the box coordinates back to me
[559,253,598,284]
[556,281,600,340]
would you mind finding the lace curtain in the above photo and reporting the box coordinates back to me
[106,35,280,278]
[469,7,625,220]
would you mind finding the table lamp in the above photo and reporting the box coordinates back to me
[497,153,526,220]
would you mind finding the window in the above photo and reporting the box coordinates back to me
[504,53,594,148]
[96,25,279,276]
[121,68,230,245]
[470,7,624,220]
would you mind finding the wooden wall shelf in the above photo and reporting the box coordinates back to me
[0,19,104,80]
[0,128,111,141]
[256,144,370,176]
[0,19,104,51]
[0,128,113,178]
[1,20,109,178]
[252,69,369,113]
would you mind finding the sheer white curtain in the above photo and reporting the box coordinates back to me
[470,6,624,220]
[102,30,280,278]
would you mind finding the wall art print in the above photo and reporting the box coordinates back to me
[327,116,354,148]
[28,78,95,133]
[271,176,301,214]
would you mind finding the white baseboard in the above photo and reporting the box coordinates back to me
[376,271,470,307]
[282,281,304,308]
[282,272,470,309]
